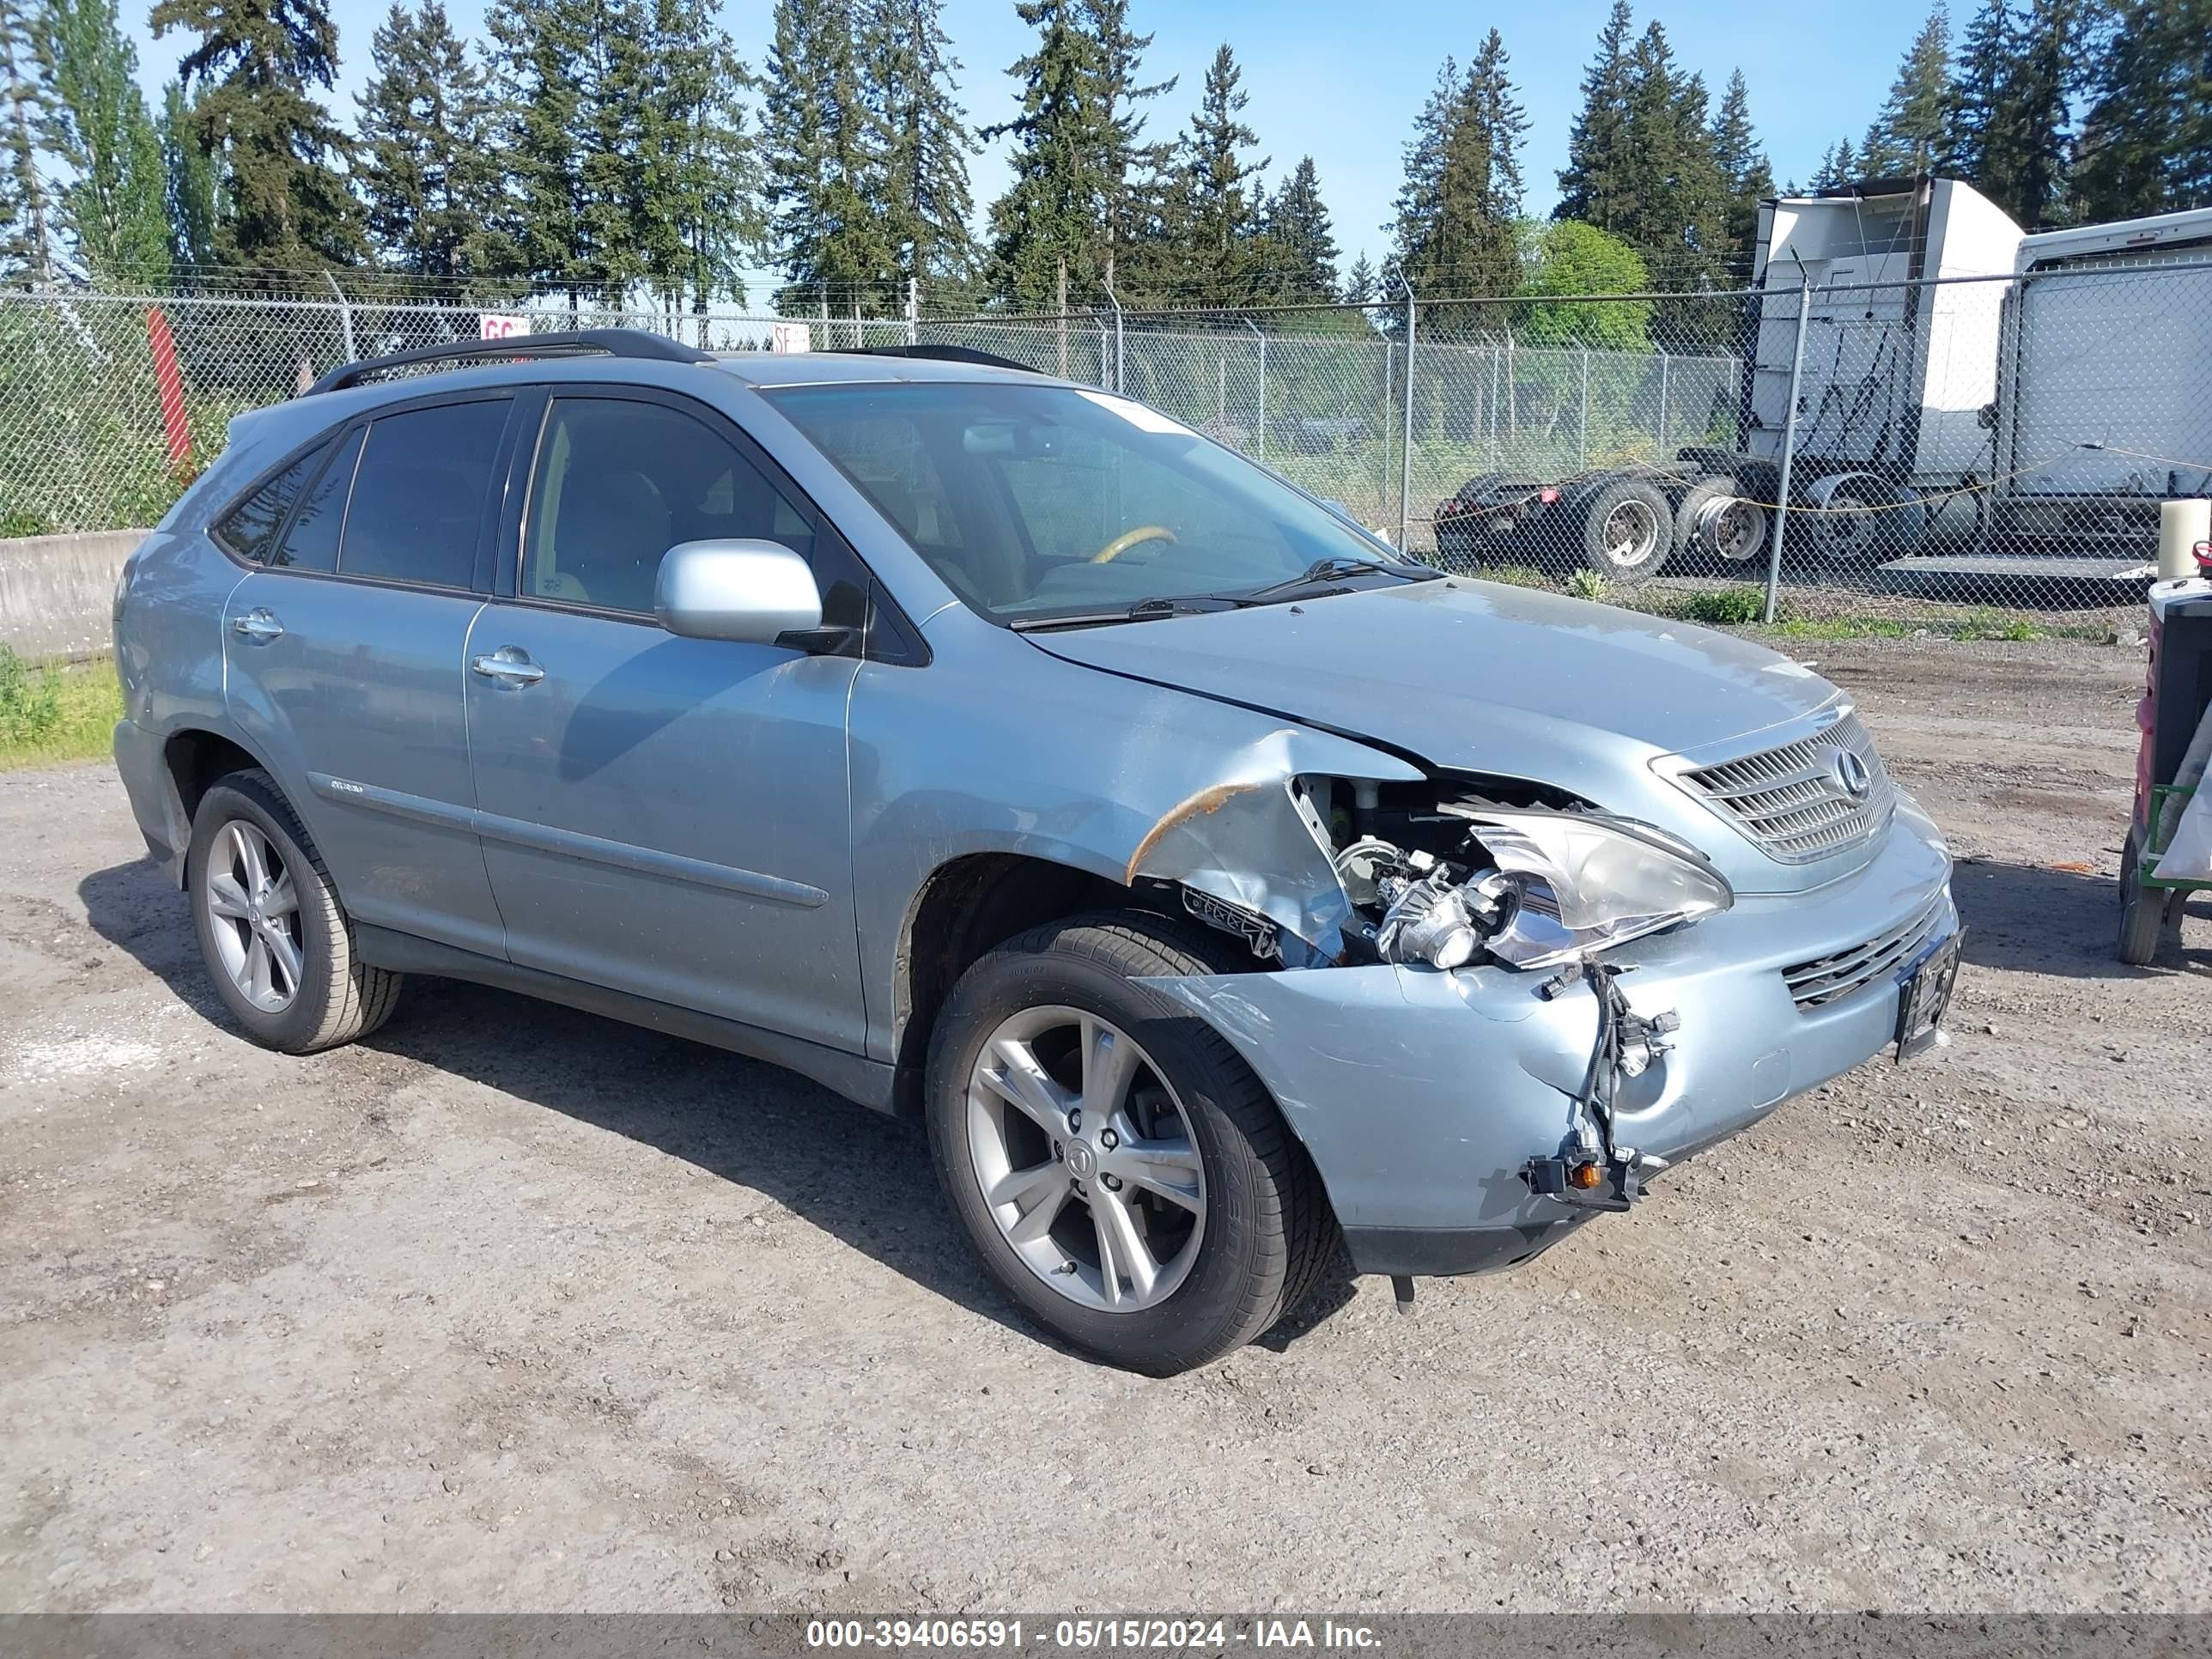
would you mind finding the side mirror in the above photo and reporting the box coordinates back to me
[654,539,823,647]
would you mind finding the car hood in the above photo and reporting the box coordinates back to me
[1024,577,1855,890]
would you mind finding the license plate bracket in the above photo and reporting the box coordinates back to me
[1894,928,1963,1061]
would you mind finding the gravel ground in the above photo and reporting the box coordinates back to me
[3,635,2209,1614]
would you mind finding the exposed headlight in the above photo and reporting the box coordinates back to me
[1450,810,1734,969]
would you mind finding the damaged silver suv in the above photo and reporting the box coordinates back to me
[112,331,1960,1374]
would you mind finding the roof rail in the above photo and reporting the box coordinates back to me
[830,343,1042,375]
[307,328,715,397]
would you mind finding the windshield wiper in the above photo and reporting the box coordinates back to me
[1007,595,1248,633]
[1236,556,1433,603]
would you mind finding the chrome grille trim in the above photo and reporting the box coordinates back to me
[1673,710,1895,864]
[1782,890,1950,1010]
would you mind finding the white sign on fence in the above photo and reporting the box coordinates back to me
[770,320,811,355]
[478,313,530,340]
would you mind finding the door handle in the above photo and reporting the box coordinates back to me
[471,648,545,685]
[232,608,283,641]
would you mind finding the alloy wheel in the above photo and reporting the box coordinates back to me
[964,1004,1206,1313]
[203,820,304,1012]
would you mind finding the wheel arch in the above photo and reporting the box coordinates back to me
[155,726,281,888]
[891,851,1139,1116]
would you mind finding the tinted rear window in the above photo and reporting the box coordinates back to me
[218,442,328,563]
[339,400,507,586]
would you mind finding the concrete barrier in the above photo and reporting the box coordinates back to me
[0,530,149,660]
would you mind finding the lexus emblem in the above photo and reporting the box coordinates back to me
[1830,746,1873,800]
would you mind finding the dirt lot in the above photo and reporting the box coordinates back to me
[3,636,2209,1614]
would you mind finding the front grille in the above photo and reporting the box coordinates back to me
[1676,711,1895,864]
[1782,891,1950,1010]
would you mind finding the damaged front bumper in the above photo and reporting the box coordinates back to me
[1140,796,1957,1279]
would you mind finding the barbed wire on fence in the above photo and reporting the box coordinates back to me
[3,263,2206,636]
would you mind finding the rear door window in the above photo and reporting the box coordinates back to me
[339,399,507,587]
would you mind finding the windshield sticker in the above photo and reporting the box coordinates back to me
[1073,389,1196,436]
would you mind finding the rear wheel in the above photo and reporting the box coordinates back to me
[927,913,1332,1374]
[187,769,404,1052]
[1578,477,1674,585]
[1675,474,1770,566]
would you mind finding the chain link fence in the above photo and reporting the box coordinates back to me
[5,264,2209,640]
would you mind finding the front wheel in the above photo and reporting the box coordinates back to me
[926,914,1333,1374]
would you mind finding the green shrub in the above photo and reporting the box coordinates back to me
[1666,586,1766,626]
[1565,568,1610,602]
[0,646,65,744]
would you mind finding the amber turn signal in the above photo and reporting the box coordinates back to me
[1568,1162,1604,1191]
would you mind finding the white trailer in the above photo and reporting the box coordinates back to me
[1992,206,2212,552]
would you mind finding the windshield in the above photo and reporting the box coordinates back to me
[766,380,1428,624]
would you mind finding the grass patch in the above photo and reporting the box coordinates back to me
[0,648,124,769]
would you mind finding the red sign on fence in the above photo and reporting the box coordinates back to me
[146,307,192,472]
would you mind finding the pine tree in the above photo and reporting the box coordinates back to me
[1709,69,1771,270]
[33,0,167,280]
[635,0,758,319]
[1555,0,1635,233]
[983,0,1110,307]
[1340,250,1375,305]
[1862,4,1951,175]
[1085,0,1173,280]
[1158,43,1266,297]
[1942,0,2009,180]
[151,0,361,271]
[157,80,216,276]
[1977,0,2088,224]
[1390,33,1525,306]
[487,0,652,303]
[357,1,513,283]
[2072,0,2209,216]
[1261,155,1338,303]
[864,0,976,291]
[1814,135,1859,188]
[0,0,54,281]
[761,0,892,308]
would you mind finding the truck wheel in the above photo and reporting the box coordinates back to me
[1676,475,1769,565]
[1801,473,1898,566]
[2118,830,2164,966]
[1579,477,1674,585]
[186,768,404,1052]
[927,912,1334,1375]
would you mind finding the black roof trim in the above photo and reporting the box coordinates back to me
[307,328,714,397]
[828,343,1042,375]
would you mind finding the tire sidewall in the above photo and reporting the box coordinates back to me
[1581,478,1674,583]
[186,777,343,1048]
[927,941,1276,1372]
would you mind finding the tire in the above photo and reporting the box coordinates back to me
[2118,830,2166,966]
[1675,474,1770,566]
[926,911,1334,1375]
[1577,477,1674,585]
[186,768,404,1052]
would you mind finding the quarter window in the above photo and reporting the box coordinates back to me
[270,426,362,573]
[218,442,328,564]
[524,398,812,616]
[339,399,507,587]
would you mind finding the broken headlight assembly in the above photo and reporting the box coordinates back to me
[1445,808,1734,969]
[1340,805,1733,973]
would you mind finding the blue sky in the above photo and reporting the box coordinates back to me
[123,0,1945,276]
